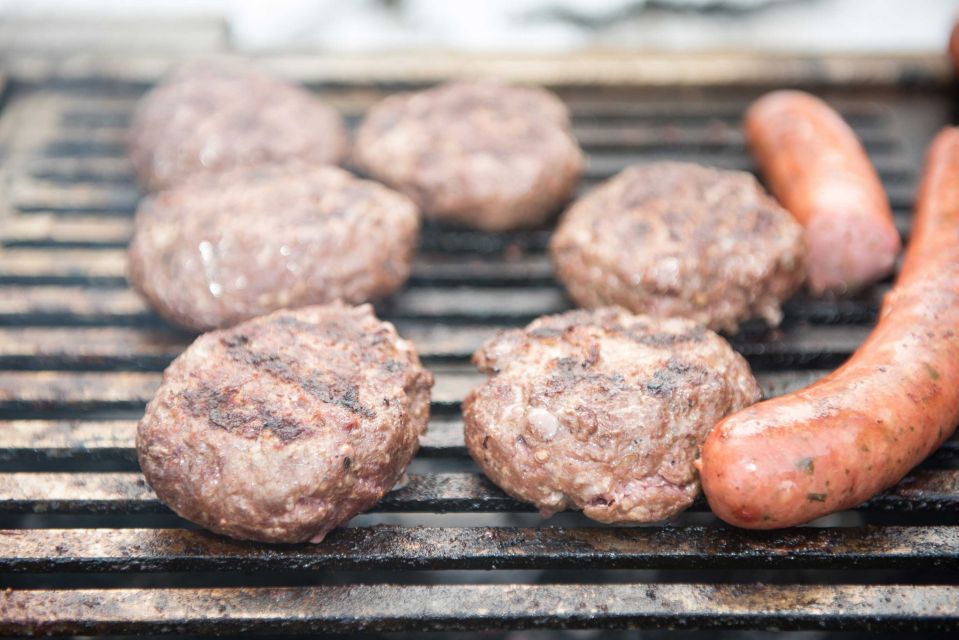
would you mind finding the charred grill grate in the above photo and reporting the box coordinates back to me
[0,70,957,636]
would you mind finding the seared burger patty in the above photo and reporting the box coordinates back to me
[354,81,583,231]
[128,62,348,191]
[550,162,805,332]
[127,164,420,333]
[463,307,760,523]
[137,303,434,543]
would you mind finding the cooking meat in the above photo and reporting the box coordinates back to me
[744,90,901,294]
[137,302,434,543]
[353,80,583,231]
[127,164,420,333]
[463,307,760,523]
[550,162,805,332]
[128,61,349,191]
[698,127,959,529]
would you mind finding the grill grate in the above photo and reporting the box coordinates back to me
[0,69,958,636]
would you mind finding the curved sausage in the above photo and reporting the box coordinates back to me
[744,90,901,294]
[697,127,959,529]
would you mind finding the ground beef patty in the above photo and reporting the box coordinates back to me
[128,62,349,191]
[353,81,583,231]
[550,162,805,332]
[127,164,419,333]
[137,303,434,543]
[463,307,760,523]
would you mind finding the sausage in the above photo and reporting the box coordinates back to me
[744,90,901,294]
[697,127,959,529]
[950,20,959,74]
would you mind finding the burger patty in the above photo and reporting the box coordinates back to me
[137,303,434,543]
[353,81,583,231]
[463,307,760,523]
[127,164,420,333]
[550,162,806,332]
[128,62,349,191]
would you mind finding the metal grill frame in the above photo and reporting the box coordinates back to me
[0,50,958,636]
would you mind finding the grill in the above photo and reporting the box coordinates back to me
[1,52,958,636]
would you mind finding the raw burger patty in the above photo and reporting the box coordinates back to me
[137,303,434,543]
[127,164,420,333]
[550,162,806,332]
[128,62,349,190]
[463,307,760,523]
[354,81,583,231]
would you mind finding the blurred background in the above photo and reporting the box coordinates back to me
[0,0,954,55]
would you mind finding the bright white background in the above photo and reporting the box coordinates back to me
[0,0,955,53]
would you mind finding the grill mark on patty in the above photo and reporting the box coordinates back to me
[645,358,696,397]
[183,383,310,442]
[544,356,626,397]
[221,333,376,418]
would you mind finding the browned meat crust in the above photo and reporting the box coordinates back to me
[128,62,349,191]
[137,303,434,543]
[463,307,760,523]
[550,162,805,332]
[354,81,583,231]
[127,164,420,333]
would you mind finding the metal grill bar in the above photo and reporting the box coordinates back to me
[1,60,956,633]
[0,249,565,285]
[2,470,957,515]
[0,323,882,368]
[3,583,958,635]
[2,525,957,572]
[0,287,888,330]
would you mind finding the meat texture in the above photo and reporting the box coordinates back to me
[699,127,959,528]
[744,90,900,294]
[463,307,760,523]
[128,61,349,191]
[550,162,805,332]
[127,164,420,333]
[137,303,434,543]
[354,80,583,231]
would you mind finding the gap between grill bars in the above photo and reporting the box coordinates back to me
[0,71,957,636]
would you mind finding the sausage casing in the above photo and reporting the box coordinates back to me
[744,90,901,294]
[698,127,959,528]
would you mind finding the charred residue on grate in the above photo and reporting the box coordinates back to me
[0,75,956,634]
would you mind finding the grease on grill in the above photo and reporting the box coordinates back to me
[0,75,955,634]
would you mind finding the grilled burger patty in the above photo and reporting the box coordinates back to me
[127,164,420,333]
[463,307,760,523]
[137,303,434,543]
[550,162,806,332]
[128,62,349,191]
[354,81,583,231]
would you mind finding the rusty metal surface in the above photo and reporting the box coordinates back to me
[0,70,957,633]
[1,525,958,573]
[2,583,958,635]
[2,470,957,515]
